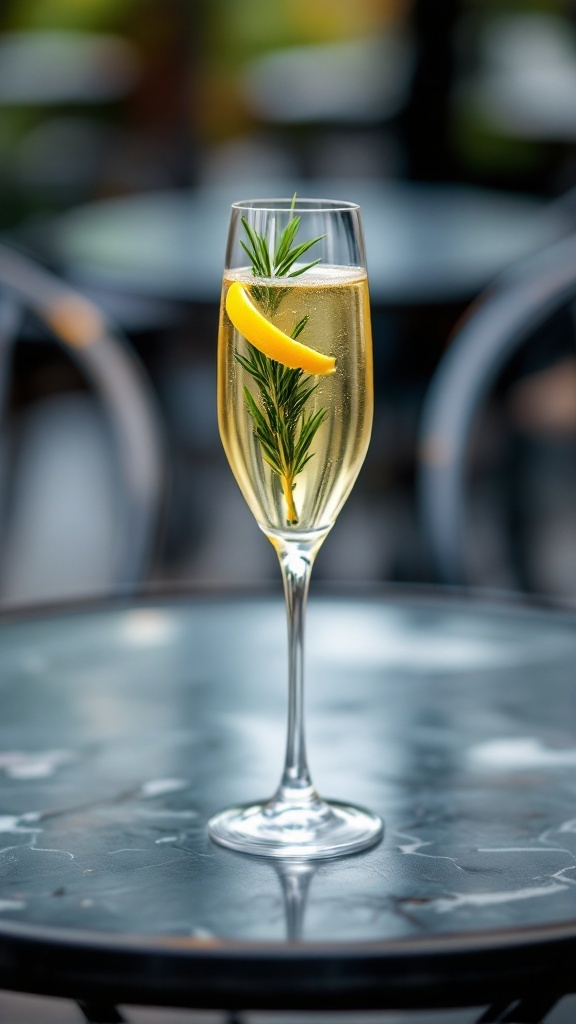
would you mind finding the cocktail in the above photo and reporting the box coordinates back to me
[208,197,383,858]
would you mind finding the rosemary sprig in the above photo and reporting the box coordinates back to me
[236,339,328,525]
[235,197,328,526]
[240,197,323,315]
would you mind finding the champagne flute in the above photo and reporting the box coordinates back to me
[208,197,383,858]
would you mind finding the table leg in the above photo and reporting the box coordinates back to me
[477,993,561,1022]
[77,1002,127,1023]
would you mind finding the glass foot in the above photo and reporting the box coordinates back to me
[208,793,383,859]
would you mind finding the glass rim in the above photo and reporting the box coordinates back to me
[231,197,361,213]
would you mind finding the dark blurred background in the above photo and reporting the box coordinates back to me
[2,0,576,601]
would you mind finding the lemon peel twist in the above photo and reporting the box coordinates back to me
[226,281,335,376]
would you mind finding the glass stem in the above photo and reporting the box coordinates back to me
[274,538,324,807]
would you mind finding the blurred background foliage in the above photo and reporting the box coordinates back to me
[2,0,576,223]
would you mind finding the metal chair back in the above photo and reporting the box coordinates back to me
[0,243,165,601]
[418,233,576,588]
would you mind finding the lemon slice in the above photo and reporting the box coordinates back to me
[225,281,336,375]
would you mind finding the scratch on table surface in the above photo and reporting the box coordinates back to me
[394,829,465,870]
[107,848,147,855]
[410,882,569,913]
[31,845,75,859]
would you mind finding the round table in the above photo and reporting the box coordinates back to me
[24,181,566,311]
[0,589,576,1020]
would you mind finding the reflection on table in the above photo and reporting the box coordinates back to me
[1,590,576,1017]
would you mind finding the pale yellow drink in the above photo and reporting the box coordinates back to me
[218,265,373,539]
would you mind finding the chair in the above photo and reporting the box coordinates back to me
[0,242,165,605]
[417,232,576,593]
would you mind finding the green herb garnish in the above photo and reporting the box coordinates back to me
[235,196,327,526]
